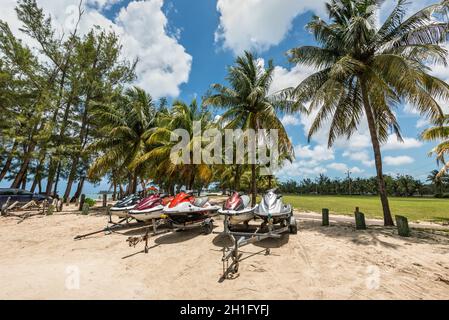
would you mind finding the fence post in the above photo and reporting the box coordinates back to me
[355,208,366,230]
[322,208,329,226]
[102,194,107,208]
[395,216,410,237]
[79,194,86,212]
[82,203,90,215]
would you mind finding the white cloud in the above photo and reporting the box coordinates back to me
[276,159,327,179]
[270,64,316,95]
[215,0,327,54]
[0,0,192,99]
[280,114,300,126]
[384,156,415,166]
[382,135,423,151]
[327,163,347,172]
[295,144,335,161]
[416,118,430,129]
[343,151,375,168]
[327,163,364,174]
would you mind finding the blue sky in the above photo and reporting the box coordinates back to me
[1,0,446,194]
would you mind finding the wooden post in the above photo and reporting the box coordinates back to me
[322,208,329,226]
[42,200,48,214]
[355,209,366,230]
[79,194,86,211]
[82,203,90,215]
[47,205,55,216]
[102,194,107,208]
[58,199,64,212]
[395,216,410,237]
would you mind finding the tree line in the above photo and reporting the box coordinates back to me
[278,170,449,197]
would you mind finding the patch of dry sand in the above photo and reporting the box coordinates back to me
[0,208,448,300]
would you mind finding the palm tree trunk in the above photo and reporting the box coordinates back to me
[251,163,257,206]
[0,140,18,182]
[234,165,241,191]
[21,167,28,190]
[63,157,78,202]
[30,176,39,193]
[361,81,394,226]
[45,160,58,196]
[132,171,138,194]
[11,144,35,189]
[53,162,62,196]
[71,177,85,203]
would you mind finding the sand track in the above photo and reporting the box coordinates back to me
[0,210,448,300]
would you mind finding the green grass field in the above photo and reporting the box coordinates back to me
[283,195,449,223]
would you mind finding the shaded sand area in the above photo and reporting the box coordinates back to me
[0,204,448,300]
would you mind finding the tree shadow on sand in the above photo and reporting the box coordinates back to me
[300,220,449,250]
[154,227,216,245]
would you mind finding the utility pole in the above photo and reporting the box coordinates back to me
[347,170,352,195]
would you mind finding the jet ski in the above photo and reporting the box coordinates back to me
[129,193,173,222]
[218,192,256,228]
[110,194,141,218]
[255,189,297,234]
[162,191,221,234]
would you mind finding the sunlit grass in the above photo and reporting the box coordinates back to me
[283,195,449,223]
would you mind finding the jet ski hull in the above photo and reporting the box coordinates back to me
[129,206,164,221]
[218,208,255,224]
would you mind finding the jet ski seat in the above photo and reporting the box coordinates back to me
[194,197,209,208]
[241,195,250,208]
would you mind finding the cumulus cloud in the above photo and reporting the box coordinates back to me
[0,0,192,99]
[382,135,423,151]
[342,151,375,168]
[327,163,364,174]
[215,0,327,54]
[384,156,415,166]
[295,144,335,162]
[276,159,327,179]
[281,114,300,127]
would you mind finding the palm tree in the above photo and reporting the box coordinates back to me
[88,87,157,194]
[134,99,215,194]
[427,169,448,195]
[204,51,294,205]
[421,115,449,178]
[285,0,449,226]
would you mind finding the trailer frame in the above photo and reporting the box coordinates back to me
[217,216,297,281]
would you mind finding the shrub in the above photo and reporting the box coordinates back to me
[84,198,96,207]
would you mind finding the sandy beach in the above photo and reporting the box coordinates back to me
[0,203,448,300]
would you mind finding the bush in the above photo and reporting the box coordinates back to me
[84,198,96,207]
[434,194,449,198]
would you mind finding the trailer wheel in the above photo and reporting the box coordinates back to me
[203,221,213,235]
[289,217,298,234]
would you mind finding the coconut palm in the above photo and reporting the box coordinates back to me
[133,99,215,194]
[421,115,449,178]
[285,0,449,225]
[203,51,294,205]
[427,170,447,195]
[88,87,157,194]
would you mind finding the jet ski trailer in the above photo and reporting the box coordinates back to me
[74,193,168,241]
[217,189,297,281]
[218,192,256,232]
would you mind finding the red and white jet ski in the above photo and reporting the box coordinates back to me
[162,191,221,234]
[218,192,256,227]
[129,193,173,222]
